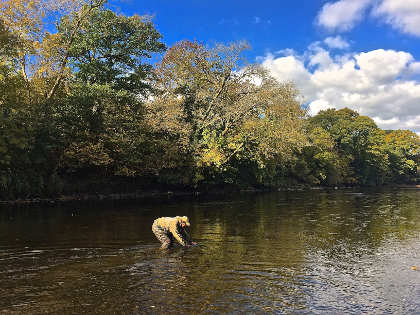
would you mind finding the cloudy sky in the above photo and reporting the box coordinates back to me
[118,0,420,135]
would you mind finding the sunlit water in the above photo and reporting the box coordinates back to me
[1,189,420,314]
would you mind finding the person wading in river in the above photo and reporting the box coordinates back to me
[152,216,197,249]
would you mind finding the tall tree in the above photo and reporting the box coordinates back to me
[59,8,166,176]
[146,40,306,185]
[0,1,166,197]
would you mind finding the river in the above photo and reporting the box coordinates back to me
[1,188,419,314]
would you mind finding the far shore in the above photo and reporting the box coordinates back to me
[1,184,419,208]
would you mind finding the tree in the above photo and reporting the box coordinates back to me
[0,0,108,198]
[384,130,420,183]
[0,0,107,102]
[146,40,307,186]
[58,8,166,176]
[61,9,165,94]
[308,108,389,185]
[299,126,347,185]
[0,1,166,197]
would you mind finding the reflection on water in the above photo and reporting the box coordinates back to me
[1,189,420,314]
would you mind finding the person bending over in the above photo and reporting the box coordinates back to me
[152,216,197,249]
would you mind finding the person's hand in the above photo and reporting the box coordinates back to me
[191,242,198,246]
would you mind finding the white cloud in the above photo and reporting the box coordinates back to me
[275,48,296,56]
[260,44,420,134]
[307,100,335,116]
[324,36,350,49]
[372,0,420,37]
[372,116,400,127]
[409,62,420,72]
[316,0,372,32]
[355,49,413,83]
[307,44,334,70]
[261,54,317,99]
[316,0,420,37]
[309,50,334,70]
[408,62,420,75]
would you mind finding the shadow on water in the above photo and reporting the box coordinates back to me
[0,188,420,313]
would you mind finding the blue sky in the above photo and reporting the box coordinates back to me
[115,0,420,134]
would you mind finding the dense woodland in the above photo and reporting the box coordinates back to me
[1,0,419,199]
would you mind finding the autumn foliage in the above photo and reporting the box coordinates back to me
[0,0,419,199]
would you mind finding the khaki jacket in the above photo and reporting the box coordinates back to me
[153,216,191,246]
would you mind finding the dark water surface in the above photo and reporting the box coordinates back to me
[1,189,420,314]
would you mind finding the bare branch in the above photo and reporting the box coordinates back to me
[20,56,32,104]
[46,0,105,101]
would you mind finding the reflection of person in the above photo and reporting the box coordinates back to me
[152,216,197,249]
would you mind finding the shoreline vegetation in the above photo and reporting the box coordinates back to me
[1,1,419,202]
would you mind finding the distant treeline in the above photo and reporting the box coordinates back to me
[1,1,419,199]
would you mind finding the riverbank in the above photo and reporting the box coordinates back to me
[1,184,419,207]
[0,190,195,207]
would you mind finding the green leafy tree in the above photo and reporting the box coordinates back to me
[58,8,166,177]
[61,9,165,94]
[384,130,420,183]
[299,126,347,185]
[308,108,389,185]
[0,1,166,198]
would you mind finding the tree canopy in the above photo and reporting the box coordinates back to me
[0,0,419,199]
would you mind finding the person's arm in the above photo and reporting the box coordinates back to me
[170,223,190,246]
[179,227,192,245]
[180,228,197,246]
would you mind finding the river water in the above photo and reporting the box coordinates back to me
[1,189,420,314]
